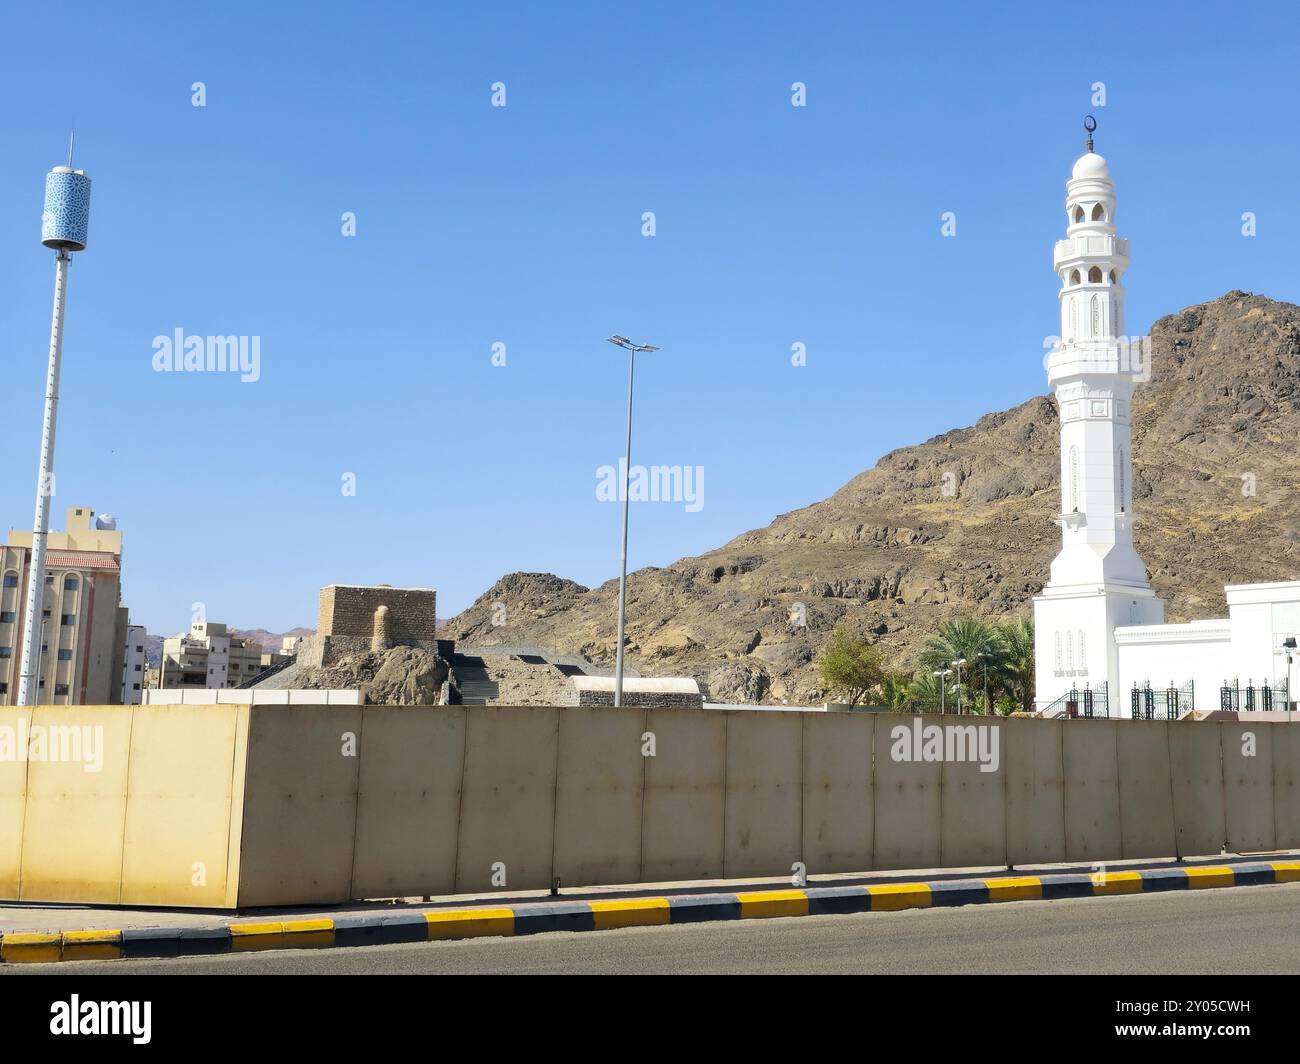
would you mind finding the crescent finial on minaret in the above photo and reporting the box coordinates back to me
[1084,115,1097,153]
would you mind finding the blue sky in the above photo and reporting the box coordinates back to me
[1,1,1298,635]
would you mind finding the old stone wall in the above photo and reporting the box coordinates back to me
[317,585,437,647]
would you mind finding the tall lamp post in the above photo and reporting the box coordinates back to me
[933,668,952,713]
[953,657,967,714]
[605,335,659,708]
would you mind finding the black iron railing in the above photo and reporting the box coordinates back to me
[1044,681,1109,719]
[1220,679,1291,712]
[1130,679,1194,720]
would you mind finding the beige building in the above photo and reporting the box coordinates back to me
[158,621,266,690]
[0,506,131,705]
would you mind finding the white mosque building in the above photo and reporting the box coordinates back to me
[1032,123,1299,717]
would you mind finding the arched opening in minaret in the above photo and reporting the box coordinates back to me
[1109,269,1117,284]
[1091,203,1106,221]
[1088,266,1103,283]
[1069,269,1081,286]
[1073,206,1085,223]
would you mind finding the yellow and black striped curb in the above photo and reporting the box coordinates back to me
[3,860,1297,963]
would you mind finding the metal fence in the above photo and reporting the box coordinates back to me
[1220,679,1292,712]
[1130,680,1195,720]
[1044,681,1109,719]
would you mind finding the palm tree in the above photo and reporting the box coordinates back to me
[994,616,1035,714]
[905,670,947,711]
[918,618,1006,713]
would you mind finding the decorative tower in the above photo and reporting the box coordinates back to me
[1032,118,1164,712]
[16,144,92,706]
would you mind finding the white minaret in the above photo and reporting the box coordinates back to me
[1033,119,1164,713]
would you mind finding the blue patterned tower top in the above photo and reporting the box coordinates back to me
[42,167,92,251]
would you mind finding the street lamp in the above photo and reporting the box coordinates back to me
[976,650,990,715]
[933,668,952,714]
[952,658,967,714]
[605,335,660,708]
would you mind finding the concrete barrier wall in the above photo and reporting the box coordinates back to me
[4,704,1298,908]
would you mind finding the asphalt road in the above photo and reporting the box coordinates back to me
[9,883,1300,975]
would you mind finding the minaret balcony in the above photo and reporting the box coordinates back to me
[1054,511,1087,531]
[1054,234,1129,269]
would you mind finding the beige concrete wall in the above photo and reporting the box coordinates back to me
[454,706,558,893]
[1062,721,1122,864]
[1221,721,1276,853]
[724,711,803,879]
[1115,720,1177,860]
[1006,718,1066,865]
[552,705,645,886]
[801,712,873,873]
[641,707,726,882]
[6,706,1299,909]
[873,714,942,870]
[351,706,465,899]
[1168,721,1226,857]
[236,704,363,906]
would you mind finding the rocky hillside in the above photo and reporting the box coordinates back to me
[442,292,1300,705]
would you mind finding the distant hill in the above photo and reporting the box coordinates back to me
[441,291,1300,705]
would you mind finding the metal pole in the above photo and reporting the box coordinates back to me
[17,250,70,706]
[613,347,635,708]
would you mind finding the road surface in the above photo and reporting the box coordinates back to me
[8,883,1298,975]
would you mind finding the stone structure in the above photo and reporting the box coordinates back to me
[305,583,438,669]
[571,675,703,709]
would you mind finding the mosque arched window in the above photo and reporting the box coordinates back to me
[1109,269,1117,284]
[1088,266,1103,283]
[1090,294,1101,336]
[1069,269,1081,286]
[1091,203,1106,221]
[1073,206,1084,223]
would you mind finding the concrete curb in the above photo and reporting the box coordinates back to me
[4,860,1297,963]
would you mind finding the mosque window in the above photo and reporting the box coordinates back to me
[1069,269,1081,286]
[1109,269,1116,284]
[1073,206,1084,223]
[1088,266,1103,283]
[1091,203,1105,221]
[1090,294,1101,335]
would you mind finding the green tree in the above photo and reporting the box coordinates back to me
[993,616,1035,714]
[918,618,1005,713]
[818,624,888,706]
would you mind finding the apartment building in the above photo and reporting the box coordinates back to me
[158,621,265,690]
[121,622,147,704]
[0,506,131,705]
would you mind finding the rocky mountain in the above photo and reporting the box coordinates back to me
[441,292,1300,705]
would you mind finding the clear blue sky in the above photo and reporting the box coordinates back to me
[1,1,1297,635]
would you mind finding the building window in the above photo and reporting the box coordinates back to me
[45,575,53,585]
[2,575,17,588]
[54,683,69,696]
[0,647,11,659]
[0,612,13,623]
[1088,266,1103,283]
[132,683,140,691]
[63,576,78,590]
[1073,206,1084,223]
[1091,203,1105,221]
[57,649,73,661]
[134,663,142,672]
[61,614,75,626]
[1069,268,1081,286]
[1109,269,1117,284]
[0,683,6,694]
